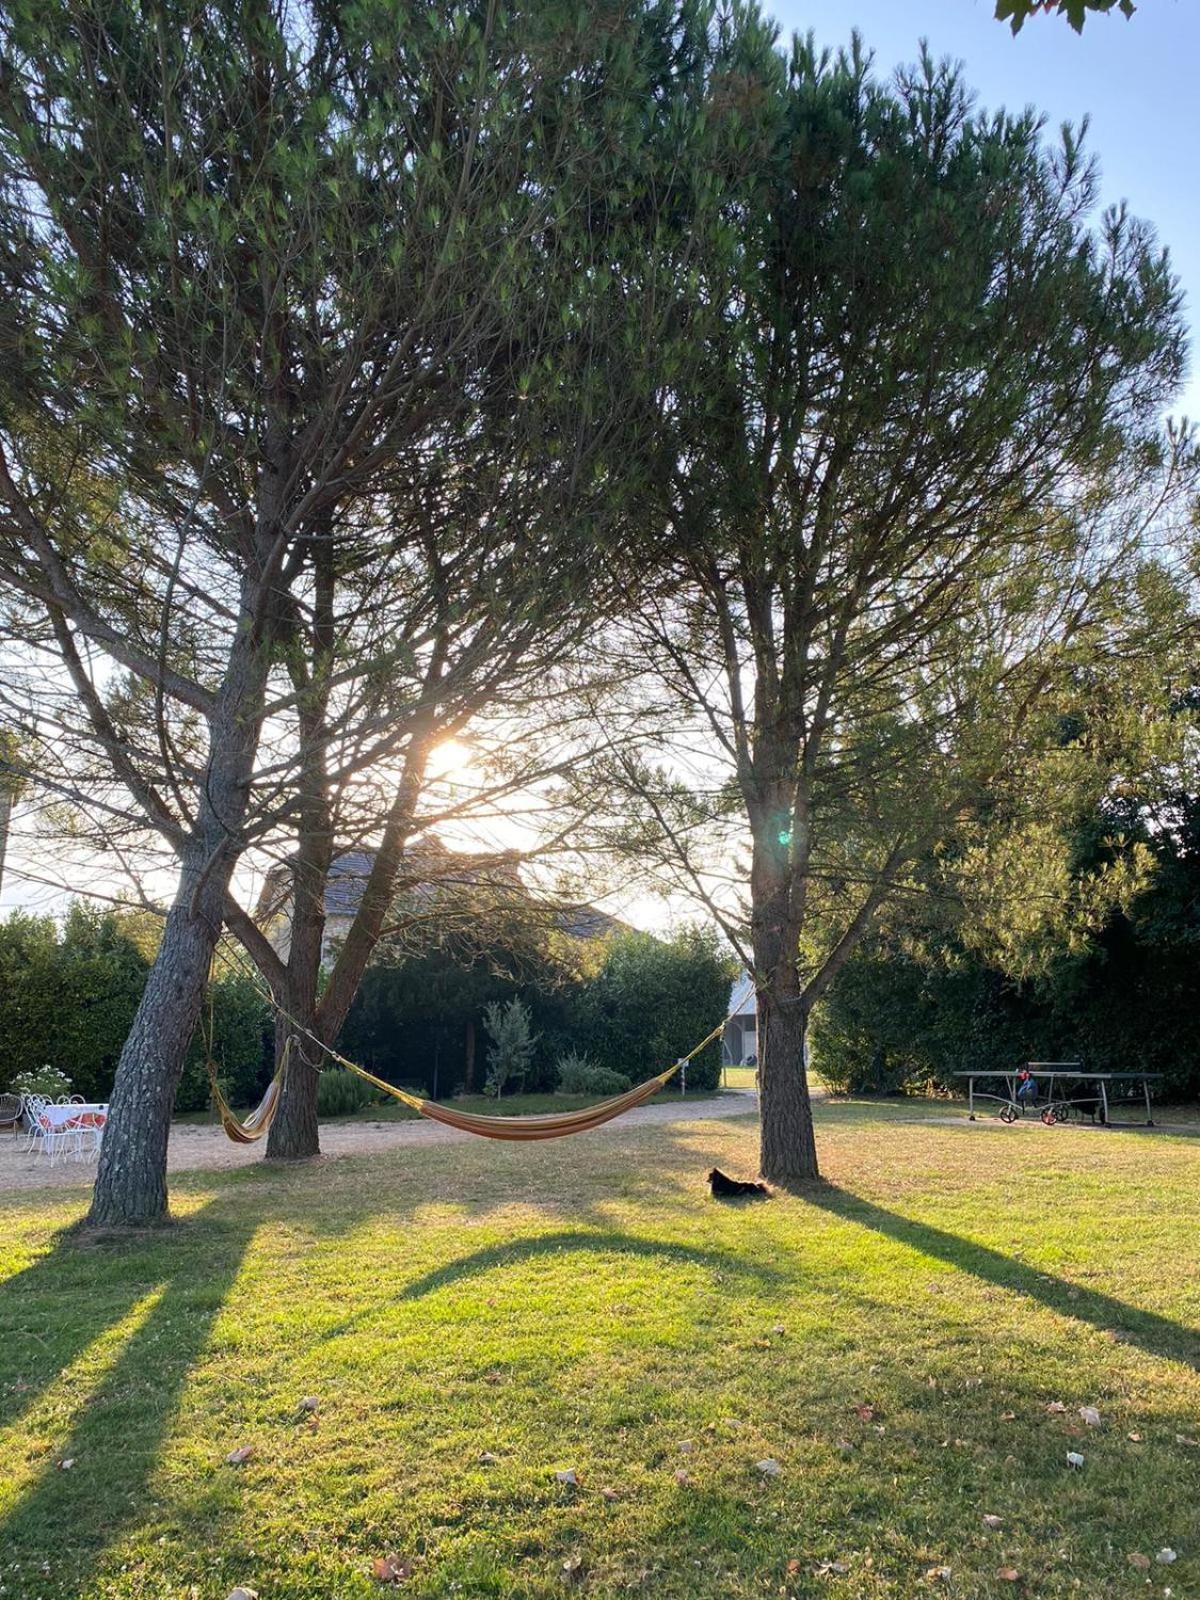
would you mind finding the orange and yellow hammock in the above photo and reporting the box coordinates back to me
[208,1015,728,1145]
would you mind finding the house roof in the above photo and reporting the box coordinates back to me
[728,972,756,1017]
[262,843,628,946]
[324,850,377,919]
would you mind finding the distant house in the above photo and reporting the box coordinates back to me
[722,972,757,1066]
[255,841,627,966]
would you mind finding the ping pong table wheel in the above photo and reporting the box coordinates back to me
[1000,1104,1018,1124]
[1040,1109,1058,1126]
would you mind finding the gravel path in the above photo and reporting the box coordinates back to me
[0,1089,761,1195]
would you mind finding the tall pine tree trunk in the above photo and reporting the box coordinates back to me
[265,881,325,1161]
[88,596,271,1228]
[86,854,228,1226]
[266,534,334,1160]
[756,983,818,1187]
[266,1008,322,1160]
[750,806,820,1188]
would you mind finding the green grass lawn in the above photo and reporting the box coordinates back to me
[2,1104,1198,1599]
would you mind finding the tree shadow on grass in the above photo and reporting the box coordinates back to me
[319,1227,785,1343]
[0,1204,256,1573]
[804,1182,1200,1371]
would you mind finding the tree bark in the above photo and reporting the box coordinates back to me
[749,801,821,1188]
[265,883,326,1160]
[756,984,818,1187]
[87,844,238,1226]
[266,1010,322,1160]
[87,586,272,1228]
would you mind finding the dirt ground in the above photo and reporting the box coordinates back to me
[0,1087,760,1194]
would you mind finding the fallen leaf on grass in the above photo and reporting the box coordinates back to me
[926,1567,952,1582]
[834,1439,854,1454]
[673,1468,691,1485]
[1175,1435,1199,1447]
[997,1567,1020,1582]
[755,1458,781,1476]
[372,1554,413,1583]
[772,1324,786,1336]
[982,1514,1004,1529]
[815,1559,849,1576]
[1157,1549,1178,1565]
[854,1404,875,1422]
[560,1554,585,1585]
[226,1589,258,1600]
[1046,1401,1067,1415]
[1066,1451,1085,1469]
[677,1439,694,1453]
[225,1446,255,1467]
[1079,1406,1101,1427]
[1128,1553,1152,1571]
[554,1468,579,1486]
[1128,1432,1144,1443]
[478,1451,499,1466]
[298,1395,319,1413]
[56,1458,75,1471]
[600,1487,619,1502]
[787,1559,802,1575]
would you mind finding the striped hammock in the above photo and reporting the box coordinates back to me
[210,1018,726,1144]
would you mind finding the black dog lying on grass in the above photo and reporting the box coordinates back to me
[707,1166,771,1199]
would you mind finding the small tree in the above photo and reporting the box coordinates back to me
[482,998,538,1098]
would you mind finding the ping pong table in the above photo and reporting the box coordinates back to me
[955,1064,1163,1127]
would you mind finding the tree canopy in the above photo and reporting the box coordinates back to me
[593,18,1189,1184]
[995,0,1135,32]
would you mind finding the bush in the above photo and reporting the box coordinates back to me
[176,971,272,1112]
[555,1051,631,1096]
[10,1065,73,1100]
[0,906,149,1101]
[564,928,733,1093]
[316,1066,378,1117]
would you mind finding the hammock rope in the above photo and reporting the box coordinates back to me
[204,937,731,1144]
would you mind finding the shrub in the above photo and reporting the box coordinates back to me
[555,1051,631,1096]
[0,906,149,1101]
[482,998,538,1097]
[316,1066,378,1118]
[11,1065,73,1100]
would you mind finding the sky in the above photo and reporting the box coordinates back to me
[767,0,1200,419]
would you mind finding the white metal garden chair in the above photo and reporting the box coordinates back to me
[24,1094,85,1165]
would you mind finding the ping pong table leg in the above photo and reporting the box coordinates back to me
[1143,1076,1153,1127]
[969,1077,975,1120]
[1099,1080,1109,1125]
